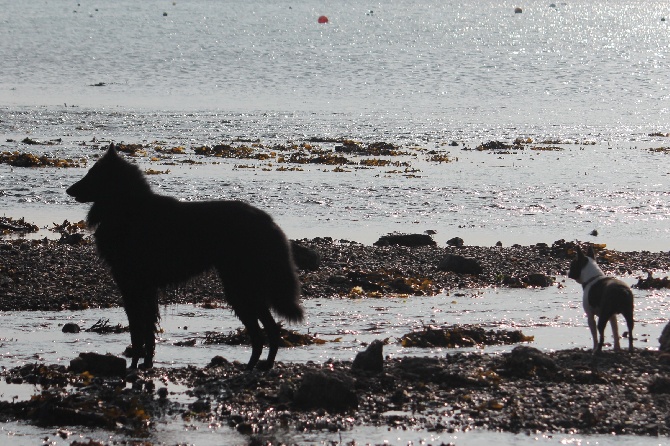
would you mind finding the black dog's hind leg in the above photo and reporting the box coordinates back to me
[258,307,281,370]
[624,310,634,352]
[235,310,265,370]
[596,313,611,353]
[608,314,621,351]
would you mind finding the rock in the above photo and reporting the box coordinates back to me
[446,237,464,247]
[649,376,670,394]
[635,272,670,290]
[291,241,321,271]
[659,322,670,352]
[190,398,211,412]
[208,355,228,367]
[523,273,554,287]
[502,275,524,287]
[437,254,483,275]
[293,371,358,411]
[58,233,85,245]
[62,323,81,333]
[352,340,384,373]
[69,352,126,376]
[502,346,558,378]
[396,357,443,380]
[374,233,436,247]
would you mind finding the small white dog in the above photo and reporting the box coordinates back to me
[568,245,634,353]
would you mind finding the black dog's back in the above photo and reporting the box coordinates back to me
[589,277,634,352]
[94,196,302,320]
[588,278,634,315]
[67,146,302,369]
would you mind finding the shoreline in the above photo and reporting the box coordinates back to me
[1,235,669,312]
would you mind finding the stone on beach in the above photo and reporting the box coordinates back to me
[502,345,558,378]
[293,370,359,411]
[374,233,436,247]
[437,253,483,275]
[352,339,384,373]
[291,241,321,271]
[69,352,127,376]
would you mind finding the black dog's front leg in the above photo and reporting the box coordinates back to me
[120,283,159,370]
[141,321,155,369]
[125,307,146,369]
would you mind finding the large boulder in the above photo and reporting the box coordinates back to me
[291,241,321,271]
[501,346,558,378]
[293,371,358,411]
[437,254,483,275]
[374,233,436,247]
[69,352,127,376]
[352,340,384,373]
[659,321,670,352]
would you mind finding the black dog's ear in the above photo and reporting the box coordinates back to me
[587,245,596,259]
[574,245,583,258]
[102,143,122,161]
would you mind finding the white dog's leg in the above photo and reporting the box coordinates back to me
[587,314,598,351]
[610,315,621,351]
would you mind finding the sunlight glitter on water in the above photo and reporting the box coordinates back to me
[2,140,670,252]
[0,285,666,372]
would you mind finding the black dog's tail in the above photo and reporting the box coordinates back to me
[272,289,304,323]
[268,251,304,323]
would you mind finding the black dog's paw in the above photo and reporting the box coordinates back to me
[255,360,274,371]
[139,359,154,370]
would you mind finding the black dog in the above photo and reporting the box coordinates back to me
[67,144,303,369]
[568,245,634,353]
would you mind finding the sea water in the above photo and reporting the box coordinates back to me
[1,0,669,444]
[1,0,669,250]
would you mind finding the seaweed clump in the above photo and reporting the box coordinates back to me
[0,151,84,168]
[203,326,325,347]
[634,272,670,289]
[0,217,39,235]
[400,324,533,348]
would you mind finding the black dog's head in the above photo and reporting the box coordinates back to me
[568,245,596,281]
[67,144,122,203]
[67,143,150,204]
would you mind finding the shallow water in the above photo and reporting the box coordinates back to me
[2,420,667,446]
[1,280,667,371]
[0,284,668,444]
[2,140,670,251]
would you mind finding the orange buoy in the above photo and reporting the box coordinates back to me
[318,15,328,24]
